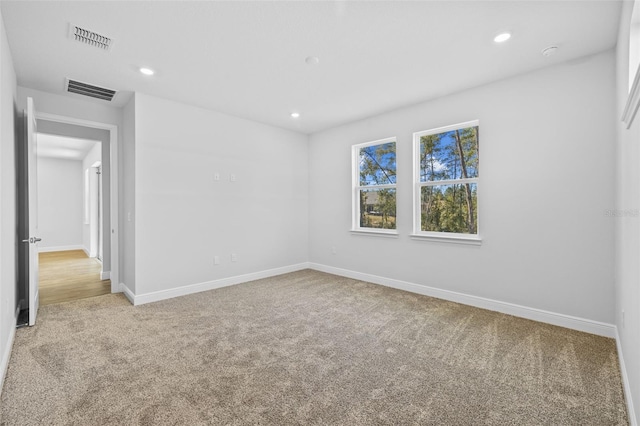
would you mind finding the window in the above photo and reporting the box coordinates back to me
[413,121,480,243]
[352,137,397,233]
[623,0,640,127]
[629,0,640,93]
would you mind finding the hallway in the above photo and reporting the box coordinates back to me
[39,250,111,305]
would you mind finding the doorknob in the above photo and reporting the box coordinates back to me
[21,237,41,244]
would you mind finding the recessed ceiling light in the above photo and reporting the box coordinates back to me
[291,112,300,119]
[139,67,155,76]
[494,32,511,43]
[305,56,320,65]
[541,46,559,57]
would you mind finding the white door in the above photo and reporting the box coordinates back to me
[25,97,40,326]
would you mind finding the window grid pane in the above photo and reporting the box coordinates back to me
[421,183,477,234]
[419,126,478,182]
[359,142,397,186]
[360,188,396,230]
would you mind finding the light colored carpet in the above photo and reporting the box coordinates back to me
[0,270,628,425]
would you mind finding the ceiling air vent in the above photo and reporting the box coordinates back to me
[66,78,116,101]
[69,23,112,51]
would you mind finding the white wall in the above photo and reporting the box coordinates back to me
[309,50,616,325]
[615,1,640,423]
[36,157,83,251]
[82,142,102,256]
[17,87,123,127]
[132,93,308,296]
[0,7,17,392]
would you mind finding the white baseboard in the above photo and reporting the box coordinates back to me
[120,283,135,305]
[82,247,89,257]
[309,263,616,338]
[130,263,310,306]
[615,327,637,426]
[0,306,19,398]
[101,271,110,280]
[38,245,84,253]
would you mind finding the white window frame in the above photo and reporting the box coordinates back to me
[623,0,640,128]
[411,120,481,245]
[351,137,398,236]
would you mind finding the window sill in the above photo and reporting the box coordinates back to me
[350,229,399,238]
[410,233,482,246]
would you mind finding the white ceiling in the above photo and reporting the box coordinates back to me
[37,133,98,161]
[1,1,622,134]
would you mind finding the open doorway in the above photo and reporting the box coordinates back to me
[36,133,110,305]
[16,101,120,326]
[32,112,120,298]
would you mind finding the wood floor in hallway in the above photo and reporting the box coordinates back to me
[39,250,111,306]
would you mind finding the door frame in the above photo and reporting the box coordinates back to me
[36,112,120,293]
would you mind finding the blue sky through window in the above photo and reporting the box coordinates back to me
[420,127,478,182]
[359,142,396,186]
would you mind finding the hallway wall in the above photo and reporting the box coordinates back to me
[36,157,83,251]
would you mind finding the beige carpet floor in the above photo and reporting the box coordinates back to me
[0,270,628,425]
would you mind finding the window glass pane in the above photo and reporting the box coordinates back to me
[419,126,478,182]
[359,142,396,185]
[359,188,396,229]
[421,183,477,234]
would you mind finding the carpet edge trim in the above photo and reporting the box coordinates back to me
[0,306,18,398]
[616,326,638,426]
[309,263,616,338]
[128,263,311,305]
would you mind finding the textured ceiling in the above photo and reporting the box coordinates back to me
[1,1,622,134]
